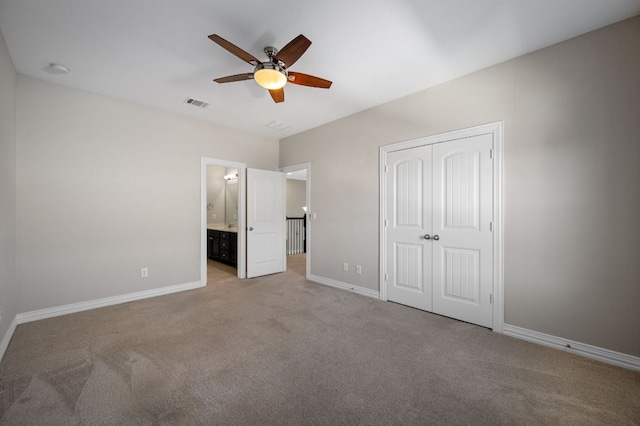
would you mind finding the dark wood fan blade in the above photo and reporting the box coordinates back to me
[269,88,284,103]
[287,72,332,89]
[208,34,261,65]
[274,35,311,68]
[214,73,254,83]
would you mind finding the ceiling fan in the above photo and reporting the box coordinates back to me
[208,34,332,103]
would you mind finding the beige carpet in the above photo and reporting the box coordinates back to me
[1,254,639,425]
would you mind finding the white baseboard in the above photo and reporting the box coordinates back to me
[307,274,380,300]
[0,316,19,362]
[1,280,204,363]
[503,324,640,372]
[16,280,205,325]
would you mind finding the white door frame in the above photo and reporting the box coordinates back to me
[281,162,311,279]
[379,122,504,332]
[201,157,247,281]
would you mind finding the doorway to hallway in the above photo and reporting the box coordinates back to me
[282,162,312,280]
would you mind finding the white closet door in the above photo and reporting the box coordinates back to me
[384,132,494,328]
[432,134,494,328]
[385,147,433,311]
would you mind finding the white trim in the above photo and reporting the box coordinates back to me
[201,157,247,280]
[308,274,380,299]
[281,162,311,280]
[503,324,640,372]
[0,316,19,362]
[379,122,505,332]
[16,280,204,325]
[493,123,505,333]
[379,148,388,302]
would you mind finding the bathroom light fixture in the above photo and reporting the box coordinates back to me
[224,173,238,181]
[253,62,287,90]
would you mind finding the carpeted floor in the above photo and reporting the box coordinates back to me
[1,254,639,425]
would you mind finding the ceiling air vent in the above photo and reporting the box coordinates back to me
[265,120,292,130]
[184,98,209,108]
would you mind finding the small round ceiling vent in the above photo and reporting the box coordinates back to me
[44,63,70,75]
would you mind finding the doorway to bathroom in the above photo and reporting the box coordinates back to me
[206,164,241,283]
[201,157,246,284]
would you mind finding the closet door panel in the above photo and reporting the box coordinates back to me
[385,147,433,311]
[431,134,494,328]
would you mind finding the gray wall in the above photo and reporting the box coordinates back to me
[0,29,17,343]
[280,16,640,357]
[286,179,306,218]
[15,76,279,312]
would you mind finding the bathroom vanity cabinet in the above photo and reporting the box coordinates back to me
[207,229,237,267]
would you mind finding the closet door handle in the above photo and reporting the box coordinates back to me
[423,234,431,240]
[432,235,440,241]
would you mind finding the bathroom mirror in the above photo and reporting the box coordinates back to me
[225,179,238,225]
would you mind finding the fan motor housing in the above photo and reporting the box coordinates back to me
[254,61,287,76]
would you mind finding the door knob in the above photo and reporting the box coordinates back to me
[249,227,254,231]
[423,234,431,240]
[433,235,440,241]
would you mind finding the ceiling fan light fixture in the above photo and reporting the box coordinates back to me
[209,34,331,103]
[254,63,287,90]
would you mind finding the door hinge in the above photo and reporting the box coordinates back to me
[384,273,388,282]
[489,149,493,159]
[489,294,493,304]
[384,219,388,227]
[384,164,388,173]
[489,221,493,231]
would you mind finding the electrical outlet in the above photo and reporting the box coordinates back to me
[356,265,362,275]
[141,267,149,278]
[343,262,349,272]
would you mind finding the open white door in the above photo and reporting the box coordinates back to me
[247,168,286,278]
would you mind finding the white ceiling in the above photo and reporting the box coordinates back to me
[1,0,639,140]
